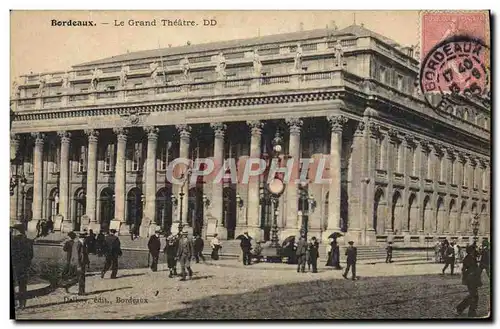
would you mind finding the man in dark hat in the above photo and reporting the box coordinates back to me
[101,229,122,279]
[11,223,33,309]
[308,236,320,273]
[385,241,393,263]
[164,234,179,278]
[63,231,87,295]
[147,230,162,272]
[193,234,205,263]
[295,235,308,273]
[479,239,490,279]
[456,245,482,317]
[442,241,456,275]
[176,231,194,281]
[240,231,252,265]
[343,241,357,280]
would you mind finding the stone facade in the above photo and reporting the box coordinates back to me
[10,25,490,245]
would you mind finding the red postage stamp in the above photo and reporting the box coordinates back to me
[419,11,490,110]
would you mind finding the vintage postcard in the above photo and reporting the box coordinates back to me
[10,10,491,320]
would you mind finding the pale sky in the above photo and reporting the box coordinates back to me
[10,10,419,82]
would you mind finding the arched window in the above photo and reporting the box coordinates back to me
[103,143,115,172]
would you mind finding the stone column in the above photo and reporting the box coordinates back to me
[283,118,303,236]
[143,126,159,231]
[324,115,347,240]
[29,132,45,232]
[418,140,429,234]
[175,124,191,231]
[210,123,227,238]
[430,144,442,233]
[113,128,128,234]
[84,130,99,225]
[246,121,263,239]
[401,135,414,234]
[466,156,475,190]
[10,134,20,224]
[58,131,71,231]
[385,129,398,234]
[365,121,380,234]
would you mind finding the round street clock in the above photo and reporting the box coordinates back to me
[267,177,285,196]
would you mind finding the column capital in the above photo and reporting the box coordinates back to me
[457,152,467,164]
[479,158,489,168]
[31,132,45,146]
[285,117,303,135]
[247,120,264,136]
[85,129,99,143]
[10,132,20,143]
[445,147,456,160]
[403,134,416,148]
[210,122,227,138]
[113,127,129,142]
[176,124,192,140]
[431,143,444,157]
[368,121,381,138]
[418,139,430,152]
[386,128,399,143]
[327,114,347,133]
[57,131,71,144]
[144,126,159,141]
[466,155,477,166]
[354,121,365,137]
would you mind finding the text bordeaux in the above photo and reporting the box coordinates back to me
[51,19,96,27]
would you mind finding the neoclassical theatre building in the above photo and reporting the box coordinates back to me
[10,24,491,245]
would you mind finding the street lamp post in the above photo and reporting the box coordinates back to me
[170,194,178,234]
[19,176,27,230]
[267,129,286,249]
[178,168,192,233]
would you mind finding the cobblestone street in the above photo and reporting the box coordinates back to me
[16,259,490,320]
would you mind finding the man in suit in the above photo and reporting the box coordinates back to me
[11,223,34,309]
[64,231,87,295]
[147,230,162,272]
[343,241,357,280]
[177,231,194,281]
[101,229,122,279]
[165,234,179,278]
[63,231,77,277]
[456,245,482,317]
[442,241,456,275]
[308,236,320,273]
[240,231,252,265]
[385,241,393,263]
[295,235,308,273]
[193,235,205,263]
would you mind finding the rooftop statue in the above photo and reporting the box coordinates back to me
[215,52,227,80]
[294,43,303,72]
[38,75,46,95]
[334,40,344,67]
[252,49,262,76]
[119,65,128,87]
[180,56,190,79]
[61,72,70,89]
[150,62,160,84]
[90,68,102,91]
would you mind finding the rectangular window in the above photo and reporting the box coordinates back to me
[78,145,87,172]
[450,159,455,184]
[104,143,115,171]
[25,150,34,174]
[393,143,399,172]
[426,152,432,179]
[159,141,173,171]
[462,162,467,186]
[397,74,404,91]
[131,142,142,171]
[412,148,418,176]
[380,66,386,84]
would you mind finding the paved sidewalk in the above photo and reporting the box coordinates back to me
[15,260,490,320]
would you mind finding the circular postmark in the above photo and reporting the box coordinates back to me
[420,35,490,110]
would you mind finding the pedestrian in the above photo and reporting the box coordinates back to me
[11,223,34,309]
[63,232,76,277]
[96,230,106,257]
[456,245,482,317]
[210,234,221,260]
[101,229,122,279]
[165,234,178,278]
[479,239,490,279]
[129,223,136,241]
[193,234,205,263]
[147,230,161,272]
[385,241,393,263]
[331,236,342,270]
[64,231,87,295]
[295,235,308,273]
[79,231,90,271]
[176,231,194,281]
[240,231,252,266]
[343,241,357,280]
[434,242,441,263]
[85,229,97,255]
[442,241,456,275]
[308,236,319,273]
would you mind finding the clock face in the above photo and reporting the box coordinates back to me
[268,178,285,196]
